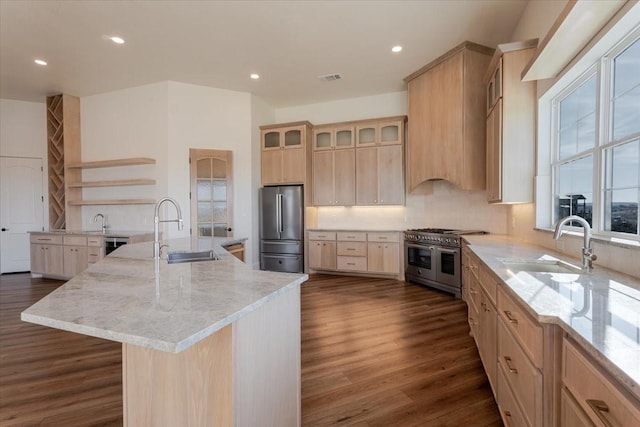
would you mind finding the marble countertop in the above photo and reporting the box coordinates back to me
[464,234,640,399]
[31,230,154,238]
[21,236,307,353]
[307,228,403,232]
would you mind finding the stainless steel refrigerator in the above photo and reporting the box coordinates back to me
[259,185,304,273]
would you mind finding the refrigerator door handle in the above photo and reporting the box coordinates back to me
[277,193,284,233]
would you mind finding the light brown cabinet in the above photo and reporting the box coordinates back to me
[355,118,404,147]
[30,243,64,277]
[308,231,337,270]
[405,41,493,191]
[312,116,405,207]
[308,230,401,278]
[562,338,640,427]
[260,122,312,186]
[313,125,355,150]
[356,145,403,205]
[313,149,356,206]
[484,40,537,203]
[63,245,88,278]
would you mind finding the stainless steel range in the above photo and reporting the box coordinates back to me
[404,228,486,298]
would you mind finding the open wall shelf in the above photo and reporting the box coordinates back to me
[67,157,156,169]
[68,199,156,206]
[68,179,156,188]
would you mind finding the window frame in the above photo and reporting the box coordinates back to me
[544,25,640,241]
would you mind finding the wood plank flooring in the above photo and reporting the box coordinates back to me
[301,275,501,426]
[1,273,500,426]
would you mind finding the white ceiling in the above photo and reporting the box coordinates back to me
[0,0,528,108]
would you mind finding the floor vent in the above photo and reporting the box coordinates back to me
[317,73,342,81]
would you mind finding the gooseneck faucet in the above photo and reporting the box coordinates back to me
[553,215,597,272]
[93,213,107,234]
[153,197,183,260]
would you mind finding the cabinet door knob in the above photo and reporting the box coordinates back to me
[1,228,8,231]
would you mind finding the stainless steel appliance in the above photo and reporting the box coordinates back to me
[259,185,304,273]
[404,228,485,298]
[105,236,128,255]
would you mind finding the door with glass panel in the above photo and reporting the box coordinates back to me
[190,149,233,238]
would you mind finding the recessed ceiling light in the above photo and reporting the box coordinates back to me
[392,46,403,53]
[110,36,125,44]
[250,73,260,80]
[34,59,47,66]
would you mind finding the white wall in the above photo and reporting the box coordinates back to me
[0,99,48,227]
[275,92,508,234]
[0,99,46,158]
[167,81,256,265]
[80,82,170,232]
[251,95,276,268]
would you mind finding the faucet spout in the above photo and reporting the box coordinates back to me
[93,213,107,234]
[153,197,183,260]
[553,215,597,272]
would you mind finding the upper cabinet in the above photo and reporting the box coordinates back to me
[260,122,312,186]
[355,118,404,147]
[312,116,405,207]
[405,41,494,192]
[485,39,537,204]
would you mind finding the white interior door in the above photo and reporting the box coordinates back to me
[0,157,44,273]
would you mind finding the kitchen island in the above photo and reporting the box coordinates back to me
[22,236,307,426]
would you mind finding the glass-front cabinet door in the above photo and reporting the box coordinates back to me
[335,126,355,148]
[356,124,377,147]
[284,128,302,148]
[263,131,281,150]
[313,128,333,150]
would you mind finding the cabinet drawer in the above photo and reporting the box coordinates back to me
[336,231,367,242]
[367,232,399,243]
[308,231,336,241]
[87,236,104,247]
[336,242,367,256]
[478,264,497,305]
[497,363,531,427]
[30,234,63,245]
[561,388,595,427]
[337,256,367,271]
[63,235,87,246]
[563,338,640,427]
[87,254,101,264]
[497,286,543,368]
[497,316,542,427]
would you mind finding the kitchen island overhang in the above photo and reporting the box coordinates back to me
[22,236,307,426]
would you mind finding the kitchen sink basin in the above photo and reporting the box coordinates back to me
[167,250,220,264]
[499,258,581,274]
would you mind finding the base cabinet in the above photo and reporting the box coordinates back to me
[63,246,88,278]
[30,243,64,277]
[562,338,640,426]
[308,230,401,278]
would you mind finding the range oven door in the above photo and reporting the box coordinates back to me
[435,246,461,288]
[405,242,437,282]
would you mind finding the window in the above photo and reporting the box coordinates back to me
[551,30,640,238]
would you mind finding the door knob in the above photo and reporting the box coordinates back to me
[226,227,232,232]
[1,228,7,231]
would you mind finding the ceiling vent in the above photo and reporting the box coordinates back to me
[318,73,342,82]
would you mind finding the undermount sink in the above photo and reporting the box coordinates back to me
[499,258,582,274]
[167,250,220,264]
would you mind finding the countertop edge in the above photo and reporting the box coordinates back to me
[463,235,640,401]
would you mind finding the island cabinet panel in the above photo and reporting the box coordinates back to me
[123,325,233,427]
[405,41,493,191]
[233,285,301,427]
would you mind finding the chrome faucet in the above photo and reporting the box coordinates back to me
[93,213,107,234]
[553,215,597,272]
[153,197,183,259]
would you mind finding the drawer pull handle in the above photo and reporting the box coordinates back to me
[347,248,356,251]
[347,263,356,266]
[504,310,518,324]
[503,411,512,427]
[503,356,518,374]
[469,288,478,295]
[586,399,612,427]
[379,236,387,240]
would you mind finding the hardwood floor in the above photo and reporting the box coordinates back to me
[0,273,500,426]
[301,275,501,426]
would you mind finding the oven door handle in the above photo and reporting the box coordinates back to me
[406,243,435,251]
[438,248,458,254]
